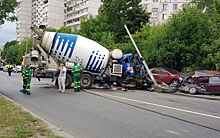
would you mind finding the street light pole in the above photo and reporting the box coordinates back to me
[26,34,27,54]
[124,25,158,86]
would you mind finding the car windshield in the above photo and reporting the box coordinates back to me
[164,68,180,74]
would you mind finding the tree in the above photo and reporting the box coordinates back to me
[18,38,34,59]
[1,40,18,57]
[80,15,115,48]
[6,44,20,64]
[129,6,218,71]
[99,0,150,43]
[0,0,19,24]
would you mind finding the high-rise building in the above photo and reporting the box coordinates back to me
[32,0,64,29]
[16,0,64,42]
[140,0,190,24]
[16,0,190,42]
[16,0,32,42]
[64,0,101,29]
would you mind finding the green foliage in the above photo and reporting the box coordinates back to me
[47,26,81,35]
[16,127,33,138]
[0,0,19,24]
[6,44,19,64]
[131,6,219,71]
[17,37,34,59]
[44,0,219,71]
[0,96,61,137]
[2,38,33,64]
[99,0,150,43]
[1,40,18,57]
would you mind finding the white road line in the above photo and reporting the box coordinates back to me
[87,91,220,120]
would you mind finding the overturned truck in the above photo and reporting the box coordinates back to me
[28,26,152,89]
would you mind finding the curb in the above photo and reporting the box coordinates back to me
[172,92,220,101]
[0,93,74,138]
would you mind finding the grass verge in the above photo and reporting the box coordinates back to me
[0,95,63,138]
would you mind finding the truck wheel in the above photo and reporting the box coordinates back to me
[55,77,59,88]
[65,74,72,89]
[55,74,72,89]
[189,87,197,94]
[81,74,92,89]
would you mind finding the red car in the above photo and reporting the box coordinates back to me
[149,68,181,86]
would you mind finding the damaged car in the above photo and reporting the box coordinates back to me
[179,71,220,94]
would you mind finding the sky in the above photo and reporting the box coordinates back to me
[0,21,16,47]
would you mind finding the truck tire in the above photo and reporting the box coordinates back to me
[81,74,92,89]
[65,74,72,89]
[55,74,72,89]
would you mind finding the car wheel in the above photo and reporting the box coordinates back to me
[81,74,93,89]
[189,87,197,94]
[170,79,180,87]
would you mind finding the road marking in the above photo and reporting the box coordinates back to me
[165,130,181,136]
[87,91,220,120]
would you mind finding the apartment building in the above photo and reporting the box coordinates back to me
[64,0,101,29]
[32,0,64,29]
[141,0,190,24]
[16,0,64,42]
[16,0,32,42]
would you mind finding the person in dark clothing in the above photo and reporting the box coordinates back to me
[7,63,13,76]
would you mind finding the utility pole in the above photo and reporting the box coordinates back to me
[124,25,158,86]
[26,34,27,54]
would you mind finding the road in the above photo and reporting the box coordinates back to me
[0,71,220,138]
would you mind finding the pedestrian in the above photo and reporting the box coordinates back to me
[72,62,83,92]
[7,63,13,76]
[22,64,32,95]
[58,63,67,93]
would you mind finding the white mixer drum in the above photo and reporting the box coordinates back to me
[49,33,110,73]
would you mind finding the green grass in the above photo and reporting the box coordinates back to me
[0,96,64,138]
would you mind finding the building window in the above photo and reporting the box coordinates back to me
[143,4,148,10]
[162,13,168,20]
[173,4,177,10]
[153,0,158,2]
[152,8,158,12]
[163,4,168,10]
[183,3,189,8]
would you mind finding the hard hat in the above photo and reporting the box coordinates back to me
[26,64,31,67]
[74,61,77,65]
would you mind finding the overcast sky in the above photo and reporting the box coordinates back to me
[0,21,16,47]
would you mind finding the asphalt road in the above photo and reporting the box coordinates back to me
[0,71,220,138]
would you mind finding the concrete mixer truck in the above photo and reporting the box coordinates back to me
[28,26,151,89]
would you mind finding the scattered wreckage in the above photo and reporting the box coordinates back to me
[179,71,220,94]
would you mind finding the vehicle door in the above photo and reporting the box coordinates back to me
[195,77,209,91]
[208,77,220,92]
[158,69,172,83]
[151,69,161,82]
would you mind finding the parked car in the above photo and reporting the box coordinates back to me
[149,67,181,86]
[180,71,220,94]
[13,66,17,72]
[3,65,8,72]
[13,65,22,73]
[16,65,22,72]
